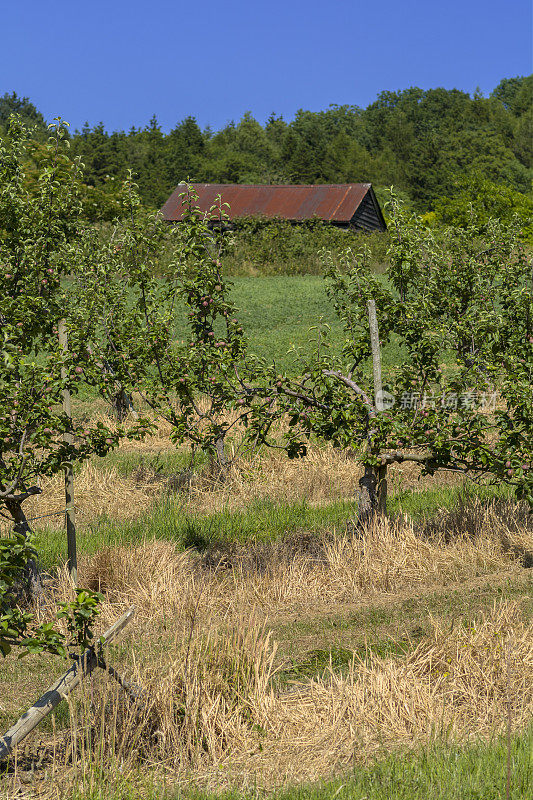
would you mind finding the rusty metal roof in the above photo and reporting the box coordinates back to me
[160,183,376,223]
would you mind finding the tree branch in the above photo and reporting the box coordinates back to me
[322,370,374,412]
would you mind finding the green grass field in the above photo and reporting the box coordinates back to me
[230,276,343,371]
[171,275,404,376]
[75,274,402,401]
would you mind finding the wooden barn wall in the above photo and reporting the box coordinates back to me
[349,192,386,232]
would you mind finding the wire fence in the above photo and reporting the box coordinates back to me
[0,508,75,535]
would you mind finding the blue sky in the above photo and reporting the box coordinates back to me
[2,0,531,133]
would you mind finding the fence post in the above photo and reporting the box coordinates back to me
[367,299,387,515]
[58,320,77,583]
[0,606,136,761]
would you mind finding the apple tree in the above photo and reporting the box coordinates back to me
[0,117,149,601]
[68,181,273,478]
[268,191,532,521]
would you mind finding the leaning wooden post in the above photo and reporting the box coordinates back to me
[58,319,77,583]
[0,606,135,761]
[367,299,387,515]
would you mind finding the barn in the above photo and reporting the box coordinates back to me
[160,183,387,232]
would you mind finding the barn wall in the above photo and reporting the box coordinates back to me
[349,190,386,232]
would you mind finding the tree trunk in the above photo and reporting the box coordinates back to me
[111,387,136,422]
[3,499,44,601]
[354,462,387,531]
[209,436,229,483]
[58,320,77,584]
[357,464,377,527]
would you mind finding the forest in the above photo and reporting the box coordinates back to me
[0,75,531,217]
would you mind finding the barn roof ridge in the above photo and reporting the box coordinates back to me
[182,182,372,187]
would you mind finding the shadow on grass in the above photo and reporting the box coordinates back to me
[32,483,531,576]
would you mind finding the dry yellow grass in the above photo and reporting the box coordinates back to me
[2,486,532,797]
[234,601,532,787]
[21,462,159,528]
[44,507,528,628]
[0,403,469,535]
[15,600,531,797]
[184,447,462,516]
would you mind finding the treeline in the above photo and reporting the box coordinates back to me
[1,76,531,215]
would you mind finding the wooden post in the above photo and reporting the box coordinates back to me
[0,606,135,761]
[367,299,387,516]
[58,320,77,583]
[377,464,388,514]
[367,299,382,407]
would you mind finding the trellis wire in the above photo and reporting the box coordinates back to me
[0,508,78,534]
